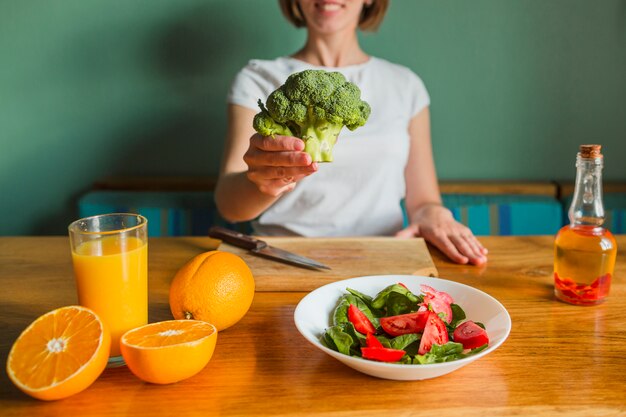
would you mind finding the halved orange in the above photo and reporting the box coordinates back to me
[120,320,217,384]
[6,305,111,401]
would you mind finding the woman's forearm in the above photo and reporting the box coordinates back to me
[214,172,280,223]
[216,104,314,223]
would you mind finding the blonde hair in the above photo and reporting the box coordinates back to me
[278,0,389,32]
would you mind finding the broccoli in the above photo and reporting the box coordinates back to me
[253,69,371,162]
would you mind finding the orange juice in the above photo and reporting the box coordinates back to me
[72,235,147,357]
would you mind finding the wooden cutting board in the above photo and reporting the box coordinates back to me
[218,237,438,292]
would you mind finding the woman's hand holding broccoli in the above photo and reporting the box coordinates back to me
[243,133,318,197]
[253,69,370,163]
[245,68,369,197]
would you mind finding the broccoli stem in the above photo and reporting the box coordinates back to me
[300,121,343,163]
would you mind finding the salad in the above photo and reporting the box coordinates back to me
[321,282,489,364]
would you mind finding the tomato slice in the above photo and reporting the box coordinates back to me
[366,332,384,348]
[379,311,429,336]
[347,304,376,334]
[418,312,449,355]
[453,320,489,349]
[361,347,406,362]
[421,284,453,324]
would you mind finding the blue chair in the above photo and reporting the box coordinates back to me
[442,194,563,236]
[78,190,250,237]
[81,185,567,238]
[401,194,563,236]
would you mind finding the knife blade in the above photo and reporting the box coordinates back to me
[208,226,331,270]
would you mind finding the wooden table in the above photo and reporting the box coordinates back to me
[1,236,625,416]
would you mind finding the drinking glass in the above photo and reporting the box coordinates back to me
[68,213,148,367]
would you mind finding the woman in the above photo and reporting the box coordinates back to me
[215,0,487,265]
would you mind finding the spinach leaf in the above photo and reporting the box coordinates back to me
[346,288,385,317]
[346,287,373,306]
[398,355,413,364]
[389,333,420,350]
[413,342,489,364]
[332,295,351,325]
[371,284,421,310]
[450,303,466,328]
[341,322,366,346]
[460,343,488,357]
[321,326,354,356]
[386,291,416,316]
[403,340,421,357]
[333,294,380,327]
[429,342,464,356]
[414,342,465,364]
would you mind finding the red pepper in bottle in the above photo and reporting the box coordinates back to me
[554,145,617,306]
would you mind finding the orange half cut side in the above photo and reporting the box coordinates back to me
[6,305,111,401]
[120,320,217,384]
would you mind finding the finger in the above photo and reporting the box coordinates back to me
[248,164,317,182]
[466,235,489,261]
[456,235,487,265]
[245,149,312,168]
[279,174,311,185]
[427,232,469,264]
[251,134,305,152]
[458,232,488,262]
[476,239,489,255]
[395,224,419,238]
[450,235,486,265]
[449,222,487,263]
[289,172,315,182]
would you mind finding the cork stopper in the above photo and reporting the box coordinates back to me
[579,144,602,159]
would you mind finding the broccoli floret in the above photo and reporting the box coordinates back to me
[253,101,294,137]
[252,69,371,162]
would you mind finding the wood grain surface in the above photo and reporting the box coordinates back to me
[1,235,625,416]
[218,237,439,291]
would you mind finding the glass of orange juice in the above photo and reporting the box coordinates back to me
[68,213,148,367]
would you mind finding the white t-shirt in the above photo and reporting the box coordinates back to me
[227,56,430,237]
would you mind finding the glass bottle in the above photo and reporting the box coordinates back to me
[554,144,617,305]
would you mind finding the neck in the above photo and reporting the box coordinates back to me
[293,31,368,68]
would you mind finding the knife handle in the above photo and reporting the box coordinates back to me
[208,226,265,250]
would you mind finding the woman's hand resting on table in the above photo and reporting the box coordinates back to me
[396,203,488,266]
[244,133,318,197]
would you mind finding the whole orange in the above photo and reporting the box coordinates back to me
[169,251,255,331]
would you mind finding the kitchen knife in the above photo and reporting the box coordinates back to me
[208,226,331,270]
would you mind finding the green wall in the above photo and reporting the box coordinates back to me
[1,0,625,235]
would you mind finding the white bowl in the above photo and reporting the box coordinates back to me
[293,275,511,381]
